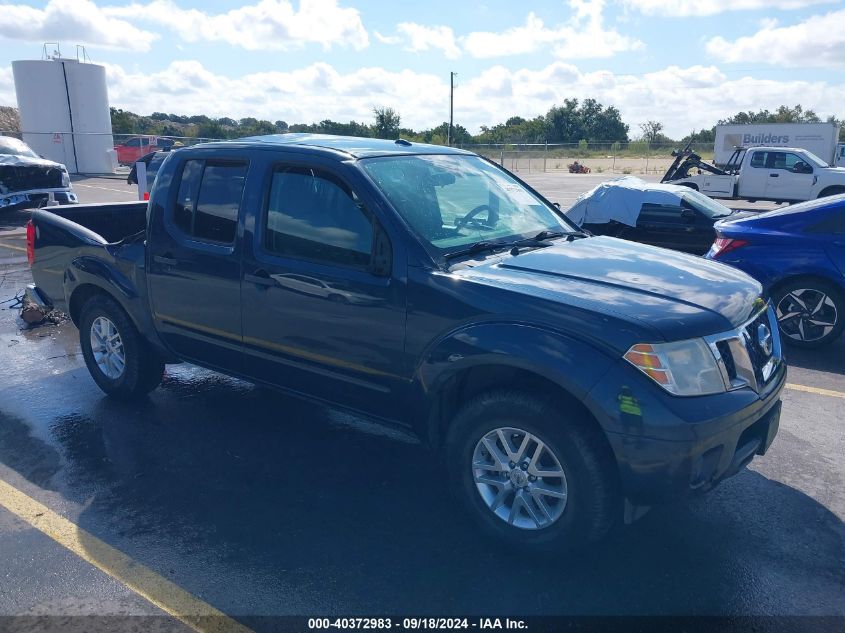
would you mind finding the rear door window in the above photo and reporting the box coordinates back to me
[172,159,247,245]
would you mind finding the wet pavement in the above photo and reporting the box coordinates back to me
[0,177,842,627]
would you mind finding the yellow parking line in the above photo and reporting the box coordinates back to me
[0,242,26,253]
[0,479,252,633]
[786,383,845,399]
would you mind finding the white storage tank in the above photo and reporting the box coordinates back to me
[12,56,115,173]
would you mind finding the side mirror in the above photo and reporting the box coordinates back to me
[553,202,561,209]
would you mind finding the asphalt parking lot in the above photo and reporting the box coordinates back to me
[0,174,842,630]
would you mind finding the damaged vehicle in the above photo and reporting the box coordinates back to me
[0,136,77,212]
[565,176,749,255]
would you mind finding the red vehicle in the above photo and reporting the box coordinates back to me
[114,136,175,165]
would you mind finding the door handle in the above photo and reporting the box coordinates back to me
[245,269,275,287]
[769,173,779,178]
[153,255,178,266]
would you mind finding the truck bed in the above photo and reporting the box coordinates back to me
[38,201,148,243]
[29,201,149,315]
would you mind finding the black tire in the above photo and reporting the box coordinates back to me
[445,391,620,552]
[818,186,845,199]
[772,279,845,348]
[79,294,164,399]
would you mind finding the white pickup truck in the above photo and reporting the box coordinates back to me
[665,146,845,204]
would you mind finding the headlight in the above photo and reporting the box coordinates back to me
[61,170,70,187]
[623,339,726,396]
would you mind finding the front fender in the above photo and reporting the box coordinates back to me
[415,322,616,434]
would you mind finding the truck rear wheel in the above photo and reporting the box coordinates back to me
[79,295,164,399]
[445,391,619,552]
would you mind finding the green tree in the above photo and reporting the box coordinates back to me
[109,107,138,134]
[196,120,226,139]
[719,104,820,125]
[373,107,401,139]
[639,120,664,144]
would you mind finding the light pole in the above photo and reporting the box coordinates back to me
[448,71,456,146]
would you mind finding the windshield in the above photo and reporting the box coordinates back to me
[681,190,733,218]
[360,154,576,255]
[0,138,39,159]
[799,150,828,168]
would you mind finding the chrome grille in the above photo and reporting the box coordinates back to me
[706,304,783,394]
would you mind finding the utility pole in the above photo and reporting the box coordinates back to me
[448,71,456,146]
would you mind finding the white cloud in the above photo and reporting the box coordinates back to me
[9,59,825,140]
[395,23,461,59]
[459,62,845,138]
[104,0,369,51]
[706,9,845,67]
[0,67,14,106]
[0,0,158,52]
[625,0,835,17]
[373,31,401,45]
[100,61,446,130]
[3,53,843,139]
[462,0,643,59]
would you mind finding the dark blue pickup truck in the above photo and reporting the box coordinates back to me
[26,134,785,551]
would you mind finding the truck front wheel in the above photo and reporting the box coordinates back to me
[79,295,164,399]
[445,391,619,552]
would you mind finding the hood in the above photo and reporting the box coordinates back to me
[0,154,66,169]
[453,236,763,342]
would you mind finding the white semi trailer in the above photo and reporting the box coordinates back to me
[714,122,845,167]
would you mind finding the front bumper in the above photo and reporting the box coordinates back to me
[1,188,78,211]
[587,347,786,505]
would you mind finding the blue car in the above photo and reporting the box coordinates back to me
[707,195,845,348]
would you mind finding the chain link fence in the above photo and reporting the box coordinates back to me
[460,142,713,176]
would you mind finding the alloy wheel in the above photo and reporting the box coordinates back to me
[90,316,126,379]
[776,289,838,343]
[472,427,568,530]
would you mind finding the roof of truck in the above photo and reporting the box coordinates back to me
[200,133,474,159]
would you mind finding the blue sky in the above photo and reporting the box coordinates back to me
[0,0,843,137]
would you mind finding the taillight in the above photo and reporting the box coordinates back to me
[710,236,747,259]
[26,220,35,265]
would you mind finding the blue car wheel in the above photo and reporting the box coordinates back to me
[772,279,845,348]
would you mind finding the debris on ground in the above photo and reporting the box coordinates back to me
[16,286,68,328]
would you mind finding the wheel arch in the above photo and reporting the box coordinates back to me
[768,272,845,301]
[427,363,611,449]
[817,185,845,199]
[66,279,178,364]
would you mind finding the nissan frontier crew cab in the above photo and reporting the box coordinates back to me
[26,135,785,551]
